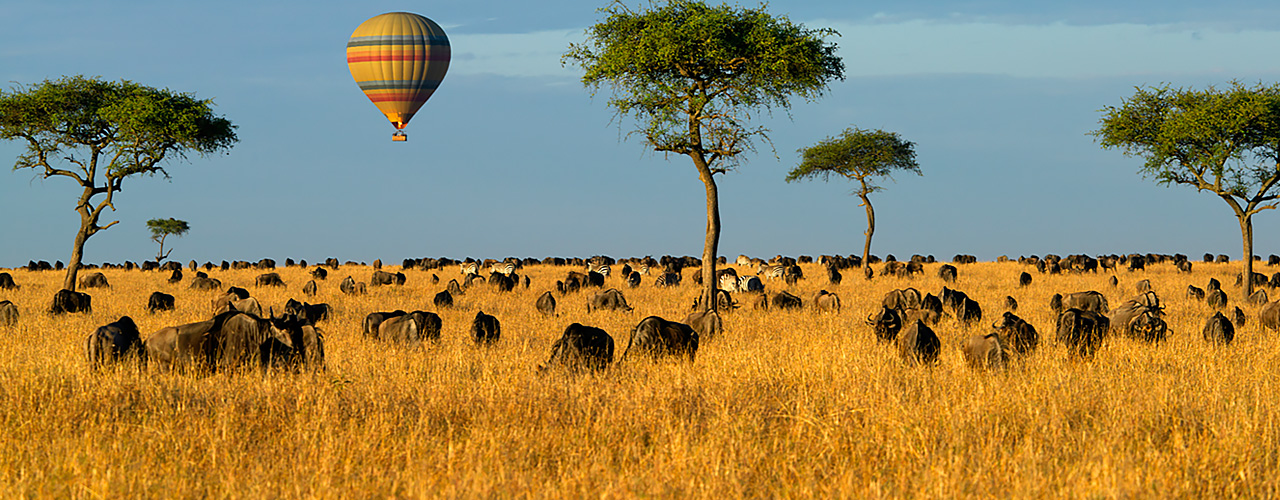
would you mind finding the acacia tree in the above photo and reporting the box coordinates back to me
[147,218,190,263]
[786,128,919,274]
[0,76,236,291]
[1095,81,1280,298]
[564,1,844,311]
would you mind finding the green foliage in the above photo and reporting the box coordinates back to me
[787,128,919,192]
[1094,81,1280,206]
[563,0,844,168]
[146,218,190,244]
[0,75,238,180]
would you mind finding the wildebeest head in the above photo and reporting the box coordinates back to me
[866,306,903,342]
[1203,311,1234,346]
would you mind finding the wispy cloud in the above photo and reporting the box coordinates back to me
[449,20,1280,80]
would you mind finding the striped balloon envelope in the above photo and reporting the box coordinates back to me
[347,12,450,141]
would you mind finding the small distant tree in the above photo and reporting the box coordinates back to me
[564,0,844,311]
[786,128,919,272]
[147,218,190,263]
[1095,82,1280,298]
[0,76,237,291]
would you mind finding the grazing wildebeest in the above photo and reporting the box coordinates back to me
[0,272,17,290]
[189,276,222,291]
[144,317,214,370]
[370,270,397,286]
[1207,277,1222,291]
[472,311,501,345]
[1206,289,1228,309]
[363,310,407,339]
[691,288,736,312]
[1004,296,1018,311]
[536,291,556,315]
[992,311,1038,355]
[85,316,145,370]
[622,316,699,362]
[813,290,841,313]
[683,309,722,339]
[772,291,802,310]
[147,291,175,313]
[745,291,769,311]
[284,299,330,324]
[379,311,442,344]
[1234,306,1249,327]
[168,269,183,284]
[1260,300,1280,331]
[1056,308,1110,359]
[490,273,516,292]
[867,306,903,342]
[963,332,1006,370]
[340,276,361,295]
[80,272,110,289]
[1127,254,1146,271]
[938,264,957,283]
[216,297,263,318]
[897,320,941,365]
[0,300,18,326]
[433,290,454,308]
[1018,272,1032,287]
[1249,289,1269,306]
[1236,271,1268,288]
[226,286,250,300]
[826,265,842,285]
[447,279,464,296]
[1203,311,1234,346]
[940,286,970,313]
[954,296,983,327]
[588,288,633,312]
[149,310,302,372]
[49,289,92,315]
[1187,285,1205,301]
[1049,291,1109,315]
[1109,298,1167,342]
[303,280,318,297]
[311,267,328,280]
[537,323,615,374]
[255,272,285,287]
[431,274,440,284]
[1177,260,1193,273]
[883,288,923,311]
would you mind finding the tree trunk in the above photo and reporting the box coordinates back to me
[156,234,168,263]
[1241,214,1255,299]
[698,167,721,313]
[63,222,89,292]
[858,191,875,278]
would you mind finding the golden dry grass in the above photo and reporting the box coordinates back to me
[1,260,1279,498]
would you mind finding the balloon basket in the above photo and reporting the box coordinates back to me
[392,131,407,142]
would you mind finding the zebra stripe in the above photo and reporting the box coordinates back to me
[592,264,611,278]
[719,274,739,292]
[759,265,785,279]
[490,262,515,275]
[460,262,479,275]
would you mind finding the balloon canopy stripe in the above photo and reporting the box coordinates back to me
[347,12,450,133]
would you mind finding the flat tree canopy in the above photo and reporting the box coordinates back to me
[1095,81,1280,297]
[564,0,844,310]
[787,128,919,268]
[147,218,191,263]
[0,75,236,291]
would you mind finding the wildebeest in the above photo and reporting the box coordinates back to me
[882,288,922,311]
[867,306,903,341]
[255,272,285,287]
[1203,311,1235,346]
[146,310,306,372]
[371,270,407,286]
[447,279,463,296]
[1249,289,1269,306]
[537,323,614,374]
[826,265,842,285]
[1109,298,1167,342]
[216,297,263,318]
[226,286,250,300]
[49,289,92,315]
[1049,291,1109,315]
[1260,300,1280,331]
[1207,277,1222,291]
[953,296,983,327]
[1234,306,1249,327]
[772,291,803,310]
[691,288,736,312]
[588,288,633,312]
[963,332,1006,370]
[992,311,1038,355]
[79,272,110,289]
[189,276,222,291]
[168,269,183,284]
[85,316,145,370]
[1056,308,1110,358]
[472,311,501,345]
[1187,285,1205,301]
[1003,295,1018,311]
[378,311,442,344]
[147,291,175,313]
[813,290,841,313]
[0,300,18,326]
[938,264,957,283]
[683,309,723,339]
[490,272,516,292]
[1135,279,1151,294]
[1018,272,1032,287]
[1206,289,1228,309]
[897,320,941,364]
[0,272,17,290]
[535,291,556,315]
[363,310,407,338]
[621,316,699,362]
[433,290,454,308]
[340,276,364,295]
[284,299,330,324]
[303,280,318,296]
[311,267,328,280]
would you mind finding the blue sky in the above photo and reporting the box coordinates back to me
[4,1,1280,267]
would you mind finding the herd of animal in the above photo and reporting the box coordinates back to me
[2,250,1278,376]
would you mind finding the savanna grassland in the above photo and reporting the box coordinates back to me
[1,259,1279,499]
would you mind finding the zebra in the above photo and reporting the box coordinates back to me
[719,273,739,292]
[490,262,515,275]
[637,264,650,276]
[590,264,611,278]
[460,262,479,275]
[739,275,764,292]
[654,272,681,287]
[759,264,786,280]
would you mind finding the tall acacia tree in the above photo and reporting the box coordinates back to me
[147,217,191,263]
[564,1,844,311]
[1095,81,1280,298]
[786,128,919,273]
[0,76,236,291]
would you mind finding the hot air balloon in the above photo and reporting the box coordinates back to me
[347,12,450,141]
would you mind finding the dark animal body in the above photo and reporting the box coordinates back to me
[147,292,175,313]
[85,316,144,369]
[537,323,615,374]
[472,311,501,345]
[622,316,699,362]
[1056,309,1110,359]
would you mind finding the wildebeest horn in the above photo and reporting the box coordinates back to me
[268,306,275,319]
